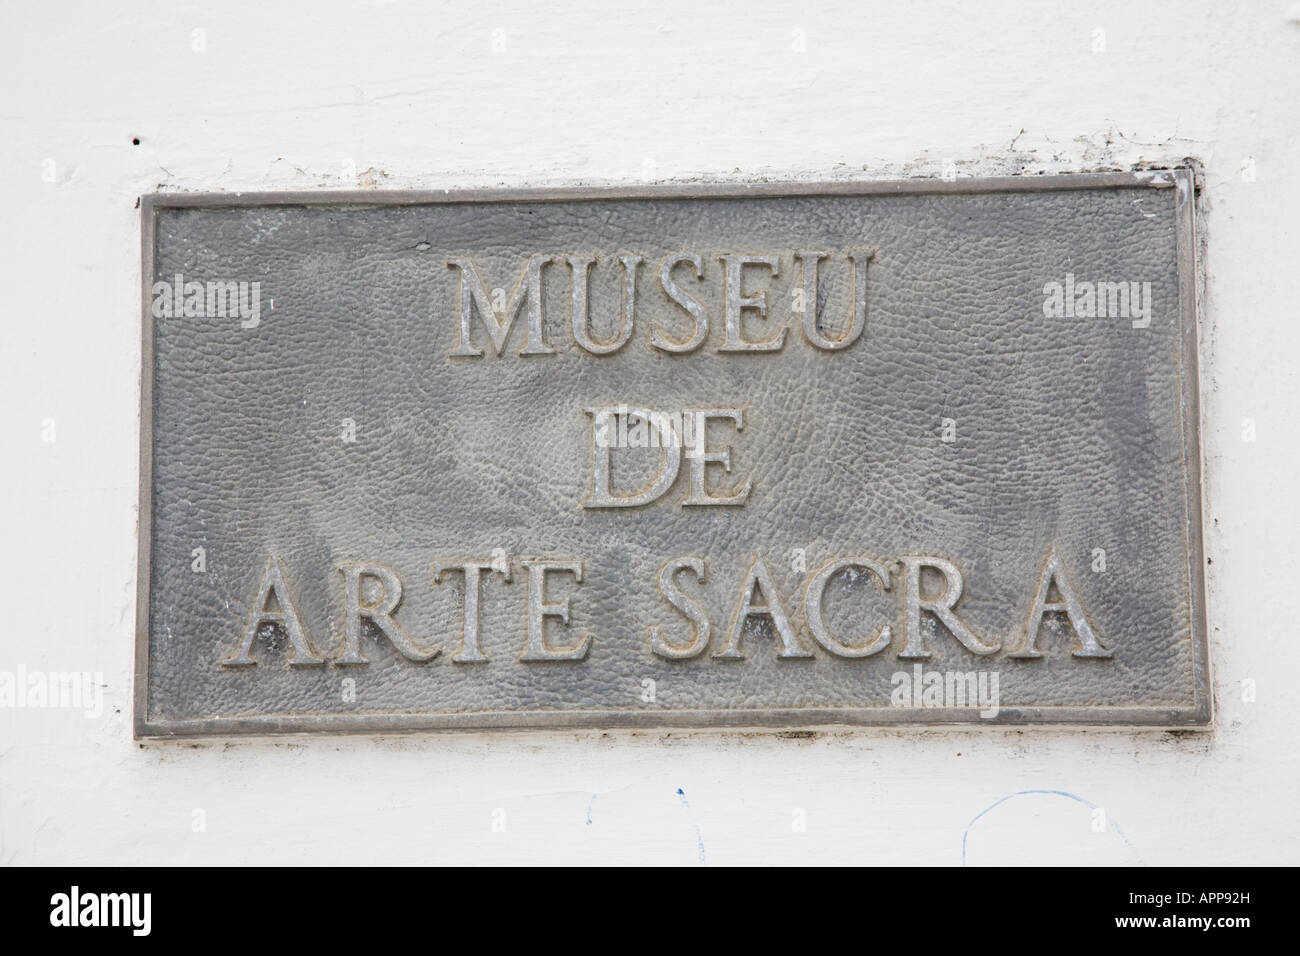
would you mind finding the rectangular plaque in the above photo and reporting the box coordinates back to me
[136,171,1209,736]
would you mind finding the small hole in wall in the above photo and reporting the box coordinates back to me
[131,137,140,146]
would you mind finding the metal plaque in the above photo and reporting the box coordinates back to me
[136,171,1209,736]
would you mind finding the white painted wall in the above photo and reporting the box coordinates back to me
[2,0,1297,865]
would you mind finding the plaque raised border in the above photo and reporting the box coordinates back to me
[135,170,1209,737]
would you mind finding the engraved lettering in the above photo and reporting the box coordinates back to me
[447,254,555,357]
[718,254,785,352]
[1008,549,1112,658]
[650,556,711,659]
[654,254,709,353]
[682,408,752,506]
[796,251,871,350]
[804,558,893,657]
[433,559,513,663]
[714,557,811,659]
[520,559,592,661]
[898,556,1000,658]
[568,255,641,355]
[224,557,324,667]
[335,563,438,664]
[583,406,681,508]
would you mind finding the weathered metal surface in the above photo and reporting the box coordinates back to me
[135,171,1208,736]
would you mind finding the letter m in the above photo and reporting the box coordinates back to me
[1097,281,1129,318]
[101,893,129,926]
[52,672,79,708]
[947,671,977,708]
[447,255,554,357]
[206,280,240,318]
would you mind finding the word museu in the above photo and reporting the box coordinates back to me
[444,251,872,355]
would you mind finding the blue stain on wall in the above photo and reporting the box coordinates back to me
[677,788,706,865]
[962,789,1140,866]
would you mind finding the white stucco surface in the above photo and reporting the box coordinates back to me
[1,0,1297,865]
